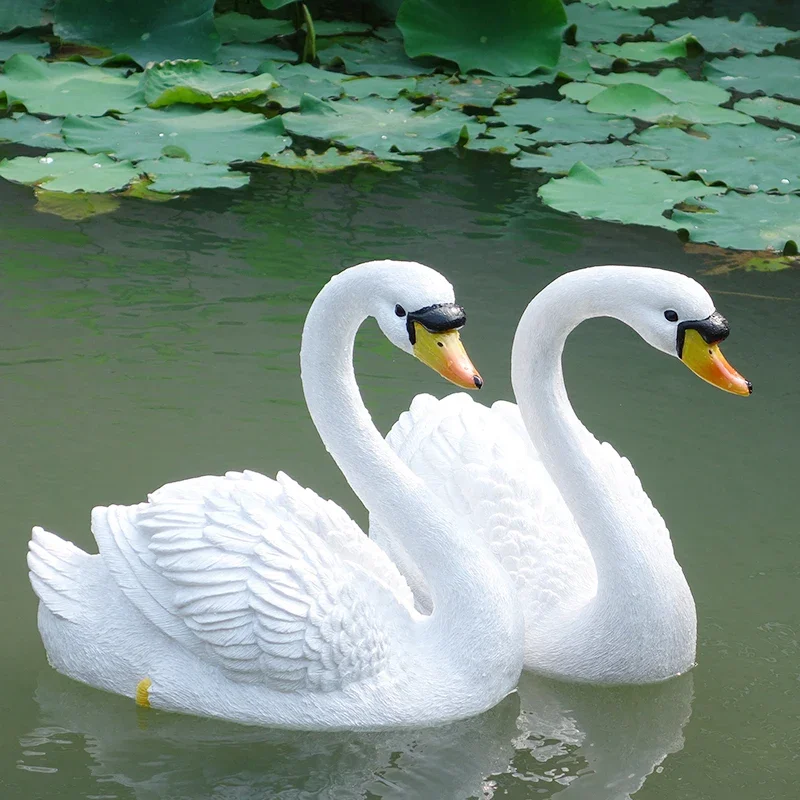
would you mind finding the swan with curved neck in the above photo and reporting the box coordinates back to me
[374,266,750,684]
[28,260,524,729]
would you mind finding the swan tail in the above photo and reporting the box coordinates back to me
[28,526,92,623]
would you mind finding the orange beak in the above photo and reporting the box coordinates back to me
[412,324,483,390]
[680,329,751,396]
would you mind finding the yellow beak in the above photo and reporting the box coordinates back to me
[680,329,752,396]
[412,324,483,390]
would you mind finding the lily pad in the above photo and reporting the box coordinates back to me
[550,42,616,80]
[512,140,655,173]
[673,192,800,251]
[283,94,469,157]
[215,43,297,73]
[599,34,698,63]
[587,84,753,126]
[733,96,800,127]
[313,20,372,37]
[567,2,654,43]
[320,35,425,77]
[0,151,138,192]
[582,69,730,105]
[260,147,402,172]
[463,124,538,154]
[341,76,415,100]
[0,0,50,34]
[652,13,798,55]
[142,60,277,107]
[0,114,67,149]
[215,12,293,44]
[53,0,220,67]
[397,0,567,76]
[34,189,121,220]
[62,106,290,163]
[559,82,607,103]
[263,62,344,108]
[0,53,144,116]
[493,98,635,143]
[632,123,800,193]
[0,33,49,61]
[411,75,509,108]
[704,55,800,101]
[587,0,677,8]
[538,162,724,230]
[136,158,250,192]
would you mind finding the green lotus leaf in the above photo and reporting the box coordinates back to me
[0,0,50,34]
[34,189,121,220]
[0,151,138,192]
[599,34,698,63]
[313,21,373,37]
[282,94,468,157]
[260,147,404,172]
[538,162,723,230]
[512,140,657,173]
[319,34,425,77]
[136,158,250,192]
[53,0,219,67]
[559,82,606,103]
[0,54,145,116]
[260,0,296,8]
[463,124,537,154]
[0,113,67,149]
[142,60,277,107]
[396,0,567,76]
[733,96,800,127]
[652,13,798,55]
[704,55,800,101]
[215,43,296,73]
[493,98,635,143]
[587,84,752,126]
[263,62,344,108]
[62,106,290,164]
[341,76,415,100]
[586,69,730,105]
[411,75,511,108]
[567,2,654,43]
[0,34,49,61]
[215,12,293,44]
[632,123,800,193]
[584,0,677,8]
[545,43,616,81]
[673,192,800,251]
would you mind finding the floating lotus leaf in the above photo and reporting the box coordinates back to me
[652,13,798,55]
[142,60,277,107]
[411,75,509,108]
[320,34,425,77]
[493,98,634,143]
[136,158,250,192]
[215,43,296,73]
[599,34,698,63]
[314,21,373,37]
[585,69,730,105]
[260,0,296,7]
[544,43,616,81]
[282,94,468,157]
[587,84,752,125]
[585,0,677,8]
[512,140,658,173]
[215,12,293,44]
[0,54,144,116]
[263,62,344,108]
[34,189,121,220]
[463,124,537,154]
[260,147,403,172]
[734,96,800,127]
[673,192,800,251]
[704,55,800,100]
[0,34,49,61]
[0,113,67,149]
[566,2,654,43]
[54,0,219,67]
[397,0,567,76]
[63,106,290,163]
[539,162,724,230]
[0,1,49,33]
[0,151,138,192]
[341,76,415,99]
[559,82,606,103]
[632,124,800,193]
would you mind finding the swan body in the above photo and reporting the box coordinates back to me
[372,266,750,685]
[28,260,524,729]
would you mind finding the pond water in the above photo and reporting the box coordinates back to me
[1,147,798,800]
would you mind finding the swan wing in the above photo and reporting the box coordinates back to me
[374,393,595,616]
[91,471,411,692]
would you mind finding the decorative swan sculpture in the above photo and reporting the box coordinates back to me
[28,260,524,729]
[372,266,751,685]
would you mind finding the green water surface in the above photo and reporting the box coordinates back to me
[1,151,798,800]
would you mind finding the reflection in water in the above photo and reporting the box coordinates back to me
[20,671,692,800]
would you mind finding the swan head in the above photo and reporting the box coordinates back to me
[614,267,752,397]
[367,260,483,390]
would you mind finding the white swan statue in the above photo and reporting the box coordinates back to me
[372,266,751,685]
[27,260,524,729]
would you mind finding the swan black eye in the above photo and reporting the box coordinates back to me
[664,310,679,322]
[395,304,406,317]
